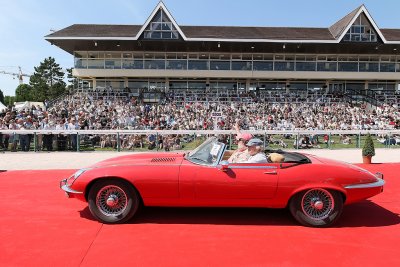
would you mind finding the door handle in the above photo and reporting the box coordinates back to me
[263,171,277,175]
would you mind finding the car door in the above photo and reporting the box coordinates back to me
[194,162,279,200]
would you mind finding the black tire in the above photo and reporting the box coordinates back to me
[88,179,140,224]
[289,188,343,227]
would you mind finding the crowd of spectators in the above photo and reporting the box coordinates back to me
[1,91,400,151]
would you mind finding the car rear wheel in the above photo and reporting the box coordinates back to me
[289,188,343,227]
[88,179,140,224]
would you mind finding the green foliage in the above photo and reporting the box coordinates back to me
[362,133,375,157]
[66,67,78,92]
[15,84,33,102]
[4,95,15,106]
[0,89,4,104]
[29,57,66,101]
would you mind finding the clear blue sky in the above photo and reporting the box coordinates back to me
[0,0,399,96]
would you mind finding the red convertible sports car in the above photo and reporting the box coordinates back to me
[60,137,384,227]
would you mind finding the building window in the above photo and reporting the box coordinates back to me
[143,9,179,39]
[343,14,378,42]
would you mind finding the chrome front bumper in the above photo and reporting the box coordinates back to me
[344,178,385,189]
[60,178,83,196]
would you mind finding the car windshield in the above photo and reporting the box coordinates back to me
[187,137,225,165]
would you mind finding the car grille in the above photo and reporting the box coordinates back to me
[151,157,176,163]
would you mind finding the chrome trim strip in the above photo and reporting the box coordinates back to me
[345,178,385,189]
[60,179,83,194]
[61,185,83,194]
[229,165,277,169]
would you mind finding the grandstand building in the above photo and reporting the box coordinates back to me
[46,2,400,105]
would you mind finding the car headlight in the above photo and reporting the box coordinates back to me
[67,168,90,186]
[74,168,89,179]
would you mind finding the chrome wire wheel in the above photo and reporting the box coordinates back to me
[96,185,128,217]
[301,188,334,221]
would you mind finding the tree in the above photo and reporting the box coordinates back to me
[29,57,66,101]
[29,74,48,102]
[4,96,15,106]
[0,89,4,104]
[15,84,33,102]
[66,67,78,93]
[362,133,375,157]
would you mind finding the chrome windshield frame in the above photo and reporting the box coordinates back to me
[185,137,226,167]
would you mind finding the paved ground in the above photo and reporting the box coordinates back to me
[1,165,399,266]
[1,148,399,170]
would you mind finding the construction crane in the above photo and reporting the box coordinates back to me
[0,66,31,84]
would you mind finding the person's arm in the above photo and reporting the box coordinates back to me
[234,122,241,135]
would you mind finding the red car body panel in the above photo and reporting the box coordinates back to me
[71,153,184,202]
[65,149,383,209]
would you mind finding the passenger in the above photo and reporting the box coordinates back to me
[227,123,253,163]
[242,138,267,163]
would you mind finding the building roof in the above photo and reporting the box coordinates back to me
[46,24,335,41]
[381,29,400,41]
[45,2,400,44]
[45,23,400,42]
[182,26,334,40]
[47,24,142,38]
[329,5,363,39]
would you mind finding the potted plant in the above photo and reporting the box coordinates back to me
[362,133,375,164]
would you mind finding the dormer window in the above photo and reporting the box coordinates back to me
[343,14,377,42]
[143,9,179,39]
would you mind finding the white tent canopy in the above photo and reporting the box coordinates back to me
[0,101,7,112]
[13,101,44,111]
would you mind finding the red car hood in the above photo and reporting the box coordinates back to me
[90,152,185,168]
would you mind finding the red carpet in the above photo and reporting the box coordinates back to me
[0,164,399,266]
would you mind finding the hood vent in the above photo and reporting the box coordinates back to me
[151,157,176,163]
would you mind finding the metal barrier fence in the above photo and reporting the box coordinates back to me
[1,129,400,152]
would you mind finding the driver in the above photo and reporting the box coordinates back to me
[242,138,267,163]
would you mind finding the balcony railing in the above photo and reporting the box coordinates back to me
[75,58,400,73]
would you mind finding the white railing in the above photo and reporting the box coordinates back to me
[1,129,399,152]
[1,129,400,135]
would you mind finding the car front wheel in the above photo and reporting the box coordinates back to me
[289,188,343,227]
[88,179,140,224]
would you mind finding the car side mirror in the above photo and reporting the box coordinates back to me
[217,160,230,172]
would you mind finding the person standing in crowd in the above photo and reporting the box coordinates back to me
[25,116,34,150]
[42,118,54,151]
[56,120,67,151]
[68,118,79,150]
[147,133,156,150]
[0,118,10,151]
[173,135,182,150]
[18,118,30,152]
[157,135,164,150]
[36,118,43,151]
[8,119,19,152]
[31,119,39,151]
